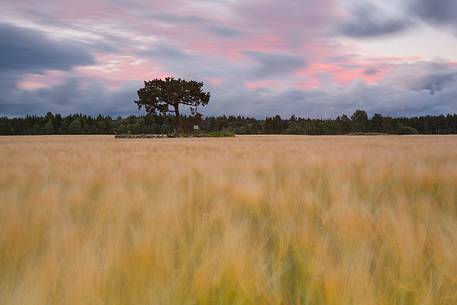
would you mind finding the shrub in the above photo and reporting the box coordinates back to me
[207,130,235,137]
[397,126,419,135]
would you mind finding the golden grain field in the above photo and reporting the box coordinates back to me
[1,135,457,305]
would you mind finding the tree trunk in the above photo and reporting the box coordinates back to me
[174,104,180,135]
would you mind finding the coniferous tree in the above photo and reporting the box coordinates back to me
[69,118,82,134]
[351,110,369,132]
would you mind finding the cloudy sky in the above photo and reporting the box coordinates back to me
[1,0,456,118]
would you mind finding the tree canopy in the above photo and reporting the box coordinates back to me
[135,77,210,133]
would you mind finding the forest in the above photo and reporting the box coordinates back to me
[1,110,457,135]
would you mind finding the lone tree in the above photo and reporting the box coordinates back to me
[135,77,210,133]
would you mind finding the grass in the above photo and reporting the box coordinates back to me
[1,135,457,305]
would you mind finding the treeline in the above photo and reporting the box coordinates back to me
[1,110,457,135]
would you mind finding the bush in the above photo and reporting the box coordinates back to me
[207,130,235,137]
[397,126,419,135]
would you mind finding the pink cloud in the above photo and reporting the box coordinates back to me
[208,78,224,86]
[245,80,283,90]
[17,70,68,90]
[294,52,394,88]
[76,54,170,88]
[4,0,453,116]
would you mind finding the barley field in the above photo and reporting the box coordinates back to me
[1,135,457,305]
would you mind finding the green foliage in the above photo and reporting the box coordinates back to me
[117,124,128,134]
[397,125,419,135]
[135,77,210,132]
[44,120,54,134]
[0,119,11,135]
[337,114,352,134]
[68,118,82,134]
[1,111,457,136]
[207,130,235,137]
[351,109,369,132]
[265,115,287,134]
[285,122,305,135]
[371,113,384,132]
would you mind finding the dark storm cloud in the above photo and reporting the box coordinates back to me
[0,23,94,73]
[0,22,98,116]
[339,4,412,38]
[337,62,457,115]
[0,76,139,117]
[341,0,457,39]
[2,62,457,118]
[412,71,457,95]
[203,61,457,119]
[412,0,457,28]
[0,0,456,118]
[244,51,306,78]
[340,18,411,38]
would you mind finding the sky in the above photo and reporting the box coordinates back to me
[1,0,457,118]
